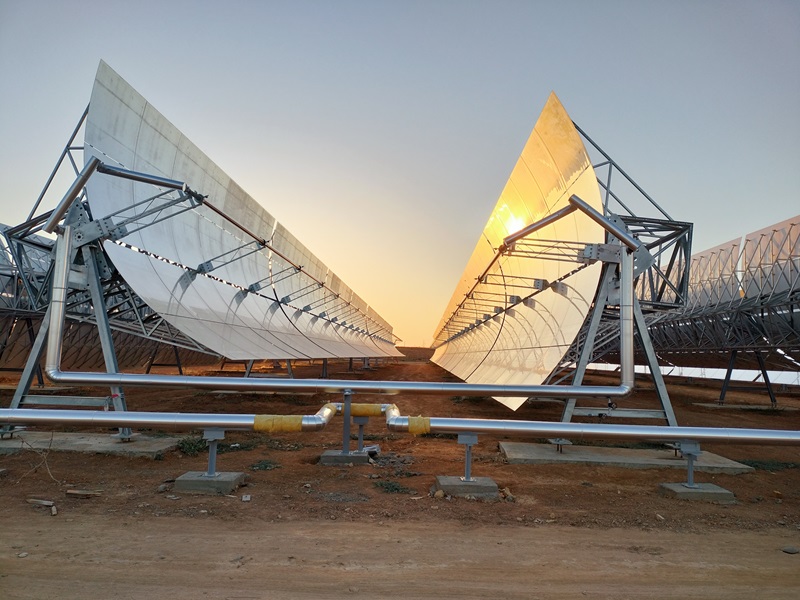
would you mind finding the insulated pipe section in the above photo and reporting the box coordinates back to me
[0,408,255,430]
[619,246,635,387]
[0,404,338,433]
[4,406,798,446]
[333,403,392,417]
[300,402,337,432]
[43,225,634,401]
[46,225,72,379]
[383,409,800,446]
[45,371,636,399]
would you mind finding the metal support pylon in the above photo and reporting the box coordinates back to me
[719,349,778,408]
[3,213,134,440]
[561,260,678,425]
[82,243,131,439]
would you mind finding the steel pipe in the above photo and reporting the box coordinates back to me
[3,404,797,447]
[0,408,255,430]
[44,372,635,398]
[568,195,641,251]
[502,203,578,248]
[43,157,101,233]
[95,163,188,194]
[300,402,338,432]
[503,195,641,256]
[384,408,800,446]
[0,403,338,433]
[619,246,635,386]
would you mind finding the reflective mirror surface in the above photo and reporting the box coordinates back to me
[431,93,604,409]
[85,62,400,360]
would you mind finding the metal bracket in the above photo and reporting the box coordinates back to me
[578,243,621,264]
[72,217,128,247]
[196,261,214,274]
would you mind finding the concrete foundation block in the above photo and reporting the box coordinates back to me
[658,482,735,503]
[0,432,180,459]
[433,475,499,500]
[318,450,372,466]
[499,441,753,474]
[173,471,246,495]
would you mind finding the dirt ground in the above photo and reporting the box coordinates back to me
[1,358,799,599]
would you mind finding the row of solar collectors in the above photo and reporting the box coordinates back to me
[683,216,799,313]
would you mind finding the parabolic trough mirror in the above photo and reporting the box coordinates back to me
[431,93,606,410]
[83,61,401,362]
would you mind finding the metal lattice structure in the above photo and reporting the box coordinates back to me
[645,217,800,404]
[546,124,694,381]
[1,222,215,374]
[552,126,798,408]
[535,124,693,424]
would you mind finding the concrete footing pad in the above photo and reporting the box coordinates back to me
[432,475,499,500]
[658,482,735,503]
[500,442,753,474]
[173,471,246,495]
[318,450,372,465]
[0,431,180,459]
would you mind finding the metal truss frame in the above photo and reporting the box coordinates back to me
[557,261,678,425]
[644,219,800,403]
[538,124,693,423]
[568,124,798,408]
[1,111,217,435]
[3,190,218,435]
[431,123,691,424]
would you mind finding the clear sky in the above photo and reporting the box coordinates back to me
[1,0,798,346]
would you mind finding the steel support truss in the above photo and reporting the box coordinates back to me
[1,111,218,436]
[540,124,694,424]
[434,123,692,425]
[2,192,217,437]
[645,218,800,404]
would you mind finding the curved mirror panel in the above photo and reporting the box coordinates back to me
[84,61,400,360]
[432,93,605,409]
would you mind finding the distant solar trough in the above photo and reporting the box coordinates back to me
[431,93,606,409]
[647,215,800,371]
[84,61,401,362]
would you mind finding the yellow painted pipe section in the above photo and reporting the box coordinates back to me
[349,403,385,417]
[407,415,431,436]
[253,414,304,433]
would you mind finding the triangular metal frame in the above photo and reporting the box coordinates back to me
[4,227,132,438]
[560,262,678,425]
